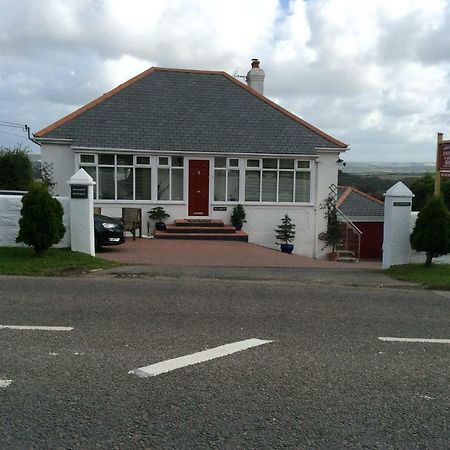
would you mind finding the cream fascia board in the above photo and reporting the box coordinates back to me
[72,146,319,159]
[315,147,349,153]
[35,137,74,144]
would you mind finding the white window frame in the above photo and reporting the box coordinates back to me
[213,157,240,203]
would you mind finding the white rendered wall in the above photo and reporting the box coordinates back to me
[0,194,70,248]
[41,144,75,196]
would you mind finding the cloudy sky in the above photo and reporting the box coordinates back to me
[0,0,449,162]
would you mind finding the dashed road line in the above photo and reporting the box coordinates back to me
[129,338,273,377]
[0,325,73,331]
[379,337,450,344]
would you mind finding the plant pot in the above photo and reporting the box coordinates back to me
[280,243,294,254]
[328,251,339,262]
[233,223,243,231]
[155,222,166,231]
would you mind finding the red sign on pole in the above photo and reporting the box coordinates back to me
[438,142,450,170]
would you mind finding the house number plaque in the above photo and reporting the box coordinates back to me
[71,185,88,199]
[213,207,227,211]
[393,201,411,207]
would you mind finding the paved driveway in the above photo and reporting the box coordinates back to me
[97,237,380,269]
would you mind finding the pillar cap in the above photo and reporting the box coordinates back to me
[68,168,96,186]
[384,181,414,198]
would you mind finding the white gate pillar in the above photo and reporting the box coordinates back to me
[382,182,414,269]
[68,169,96,256]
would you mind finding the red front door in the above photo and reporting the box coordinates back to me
[188,160,210,216]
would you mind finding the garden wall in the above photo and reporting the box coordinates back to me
[0,194,71,248]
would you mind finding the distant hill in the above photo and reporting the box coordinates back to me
[343,161,435,175]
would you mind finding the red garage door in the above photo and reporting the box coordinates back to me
[354,222,383,259]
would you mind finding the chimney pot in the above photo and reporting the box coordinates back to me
[246,58,265,95]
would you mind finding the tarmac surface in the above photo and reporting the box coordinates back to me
[1,273,448,449]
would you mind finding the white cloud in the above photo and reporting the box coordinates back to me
[0,0,449,161]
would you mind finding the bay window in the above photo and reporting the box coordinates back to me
[214,157,239,202]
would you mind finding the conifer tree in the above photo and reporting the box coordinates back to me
[16,182,66,255]
[410,195,450,266]
[275,214,296,244]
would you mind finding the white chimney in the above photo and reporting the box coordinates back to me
[246,58,265,95]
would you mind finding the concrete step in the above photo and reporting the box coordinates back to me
[155,230,248,242]
[174,219,224,227]
[166,225,236,234]
[337,256,359,263]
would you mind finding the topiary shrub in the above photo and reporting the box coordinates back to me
[410,195,450,266]
[16,182,66,255]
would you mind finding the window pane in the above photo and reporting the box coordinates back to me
[117,154,133,165]
[245,171,260,201]
[215,157,226,168]
[157,168,170,200]
[80,154,95,164]
[172,156,184,167]
[295,172,310,202]
[247,159,260,168]
[280,159,294,169]
[99,154,115,165]
[135,168,151,200]
[262,171,277,202]
[171,169,184,200]
[297,160,310,169]
[117,167,133,200]
[136,156,150,165]
[214,170,226,201]
[263,158,277,169]
[158,157,169,166]
[98,167,115,199]
[279,172,294,202]
[228,170,239,201]
[229,158,239,167]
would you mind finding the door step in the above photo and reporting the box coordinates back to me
[156,219,248,241]
[155,230,248,241]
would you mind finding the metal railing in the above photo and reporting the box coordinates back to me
[337,209,362,261]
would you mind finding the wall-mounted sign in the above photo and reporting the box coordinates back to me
[213,206,227,211]
[393,201,411,207]
[70,185,88,199]
[438,142,450,171]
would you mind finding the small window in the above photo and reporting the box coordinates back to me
[279,159,294,169]
[297,161,310,169]
[136,156,150,165]
[99,154,115,165]
[215,157,226,168]
[229,158,239,167]
[263,159,277,169]
[117,154,133,166]
[80,154,95,164]
[172,156,184,167]
[247,159,260,168]
[158,157,169,166]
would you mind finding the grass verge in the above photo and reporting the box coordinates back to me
[385,264,450,290]
[0,247,119,276]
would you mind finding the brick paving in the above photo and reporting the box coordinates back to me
[97,238,381,269]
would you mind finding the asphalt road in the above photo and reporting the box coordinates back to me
[0,273,449,449]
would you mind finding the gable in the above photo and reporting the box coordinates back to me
[35,68,347,155]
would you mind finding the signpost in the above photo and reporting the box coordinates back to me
[435,132,450,195]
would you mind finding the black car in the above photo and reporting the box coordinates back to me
[94,214,125,248]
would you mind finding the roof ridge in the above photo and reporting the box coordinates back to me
[336,186,352,207]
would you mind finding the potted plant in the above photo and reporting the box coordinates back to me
[275,214,296,254]
[320,188,341,261]
[148,206,170,231]
[231,204,247,230]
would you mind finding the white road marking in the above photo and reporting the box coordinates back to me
[0,325,73,331]
[129,338,273,377]
[379,337,450,344]
[0,380,12,388]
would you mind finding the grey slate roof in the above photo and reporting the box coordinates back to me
[338,187,384,218]
[37,69,345,155]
